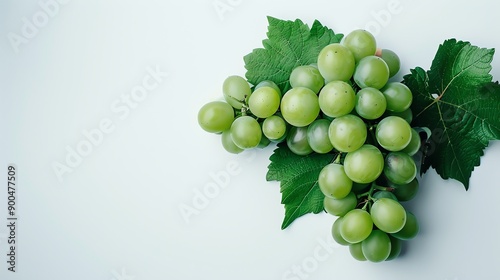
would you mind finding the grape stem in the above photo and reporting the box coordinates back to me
[358,182,379,211]
[333,153,342,164]
[240,105,250,116]
[376,186,393,191]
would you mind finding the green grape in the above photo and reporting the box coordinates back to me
[376,116,412,151]
[221,130,244,154]
[255,80,281,97]
[379,49,400,78]
[290,65,325,94]
[318,81,356,118]
[389,178,419,201]
[400,128,421,156]
[307,119,334,154]
[381,82,413,113]
[280,87,320,127]
[318,163,353,199]
[386,235,402,261]
[355,87,387,120]
[248,86,280,118]
[328,114,367,153]
[384,107,413,124]
[372,190,398,201]
[222,75,251,109]
[230,116,262,149]
[317,43,356,82]
[340,209,373,244]
[332,217,351,246]
[384,152,417,185]
[349,242,367,261]
[343,144,384,184]
[361,230,391,262]
[286,126,313,155]
[198,101,235,133]
[324,192,357,216]
[342,29,377,63]
[391,211,419,240]
[353,56,390,89]
[370,198,407,233]
[262,115,287,141]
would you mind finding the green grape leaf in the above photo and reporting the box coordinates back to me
[403,39,500,190]
[267,143,335,229]
[244,17,343,93]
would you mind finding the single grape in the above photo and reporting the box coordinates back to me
[386,235,402,261]
[290,65,325,94]
[318,163,353,199]
[353,56,390,89]
[198,101,235,133]
[280,87,320,127]
[307,119,334,154]
[370,198,407,233]
[255,80,281,97]
[381,82,413,113]
[342,29,377,63]
[286,126,313,155]
[379,49,400,78]
[391,211,419,240]
[332,217,351,246]
[376,116,412,151]
[221,130,244,154]
[317,43,356,82]
[400,128,421,156]
[343,144,384,184]
[262,115,287,141]
[230,116,262,149]
[361,230,391,262]
[248,86,280,118]
[349,242,367,261]
[340,209,373,244]
[388,178,419,201]
[372,190,398,201]
[328,114,367,153]
[355,87,387,120]
[223,75,251,109]
[318,81,356,118]
[384,152,417,185]
[324,192,357,216]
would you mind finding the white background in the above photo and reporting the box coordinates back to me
[1,0,500,279]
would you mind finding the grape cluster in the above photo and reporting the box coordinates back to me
[198,29,420,262]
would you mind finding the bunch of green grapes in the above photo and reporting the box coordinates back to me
[316,30,419,262]
[198,29,420,262]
